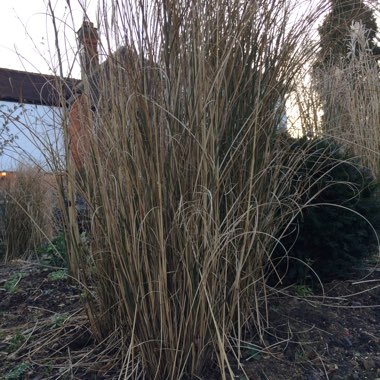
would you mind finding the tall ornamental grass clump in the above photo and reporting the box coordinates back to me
[0,166,53,263]
[52,0,325,378]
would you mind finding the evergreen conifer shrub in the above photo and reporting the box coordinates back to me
[274,138,380,283]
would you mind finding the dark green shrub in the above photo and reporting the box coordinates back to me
[274,138,380,284]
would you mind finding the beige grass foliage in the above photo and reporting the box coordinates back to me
[315,21,380,176]
[0,166,54,263]
[48,0,334,378]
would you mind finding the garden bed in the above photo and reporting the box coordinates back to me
[0,259,379,379]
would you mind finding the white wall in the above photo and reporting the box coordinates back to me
[0,101,63,171]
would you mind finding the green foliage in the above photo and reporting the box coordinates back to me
[5,362,30,380]
[8,329,26,353]
[3,273,25,293]
[293,285,313,297]
[50,313,68,328]
[48,269,68,281]
[275,138,380,283]
[37,233,67,267]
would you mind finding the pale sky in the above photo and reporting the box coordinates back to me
[0,0,98,170]
[0,0,98,78]
[0,1,378,78]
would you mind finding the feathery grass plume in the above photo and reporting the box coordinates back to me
[314,20,380,177]
[49,0,327,378]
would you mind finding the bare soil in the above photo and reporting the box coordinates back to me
[0,260,379,379]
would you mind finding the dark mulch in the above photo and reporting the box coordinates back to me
[236,267,380,380]
[0,259,379,379]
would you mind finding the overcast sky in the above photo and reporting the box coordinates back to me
[0,0,98,78]
[0,1,378,78]
[0,1,98,170]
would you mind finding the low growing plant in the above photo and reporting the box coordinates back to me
[3,272,25,293]
[5,362,30,380]
[293,285,313,297]
[8,329,26,353]
[50,313,68,328]
[48,269,68,281]
[37,233,67,267]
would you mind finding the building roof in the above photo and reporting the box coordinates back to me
[0,68,79,106]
